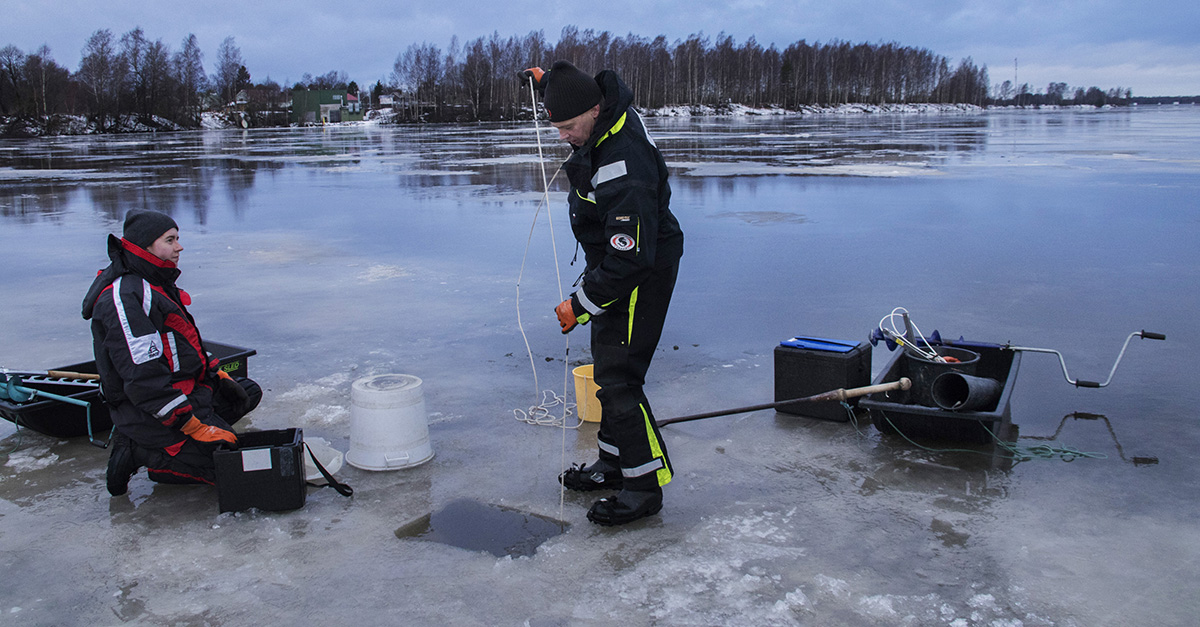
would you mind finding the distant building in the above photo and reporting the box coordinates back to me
[237,87,290,111]
[291,89,364,124]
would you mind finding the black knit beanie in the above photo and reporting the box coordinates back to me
[123,210,178,249]
[542,61,602,123]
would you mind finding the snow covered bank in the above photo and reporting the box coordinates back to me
[1,114,186,137]
[644,102,985,117]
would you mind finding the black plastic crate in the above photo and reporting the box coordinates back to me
[1,341,254,439]
[214,428,306,513]
[859,342,1021,443]
[774,337,871,422]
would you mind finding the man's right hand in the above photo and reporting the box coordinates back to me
[181,416,238,444]
[520,67,545,87]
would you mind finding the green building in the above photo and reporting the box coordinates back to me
[291,90,363,124]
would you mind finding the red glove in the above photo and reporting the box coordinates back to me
[556,299,578,334]
[181,416,238,445]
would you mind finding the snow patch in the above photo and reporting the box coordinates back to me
[299,404,349,426]
[3,448,59,472]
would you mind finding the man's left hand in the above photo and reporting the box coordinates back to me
[216,369,250,410]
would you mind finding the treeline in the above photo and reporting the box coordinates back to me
[390,27,991,121]
[2,25,1153,134]
[1,28,263,133]
[992,81,1135,107]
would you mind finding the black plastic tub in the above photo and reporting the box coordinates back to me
[0,342,255,439]
[859,342,1021,443]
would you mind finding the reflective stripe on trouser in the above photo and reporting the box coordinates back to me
[592,261,679,491]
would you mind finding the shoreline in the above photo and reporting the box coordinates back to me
[4,101,1186,137]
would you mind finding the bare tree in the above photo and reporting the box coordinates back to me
[77,29,126,129]
[173,34,206,125]
[0,45,24,116]
[120,27,149,116]
[213,36,244,105]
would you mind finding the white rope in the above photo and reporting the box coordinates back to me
[878,307,944,361]
[512,74,579,431]
[513,74,581,520]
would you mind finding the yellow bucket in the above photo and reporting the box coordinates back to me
[572,365,602,423]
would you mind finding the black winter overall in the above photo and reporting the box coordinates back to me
[562,70,684,492]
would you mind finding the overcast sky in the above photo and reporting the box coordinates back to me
[7,0,1199,97]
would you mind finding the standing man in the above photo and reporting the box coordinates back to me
[82,210,260,496]
[526,61,684,526]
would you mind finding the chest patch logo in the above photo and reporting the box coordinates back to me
[610,233,636,251]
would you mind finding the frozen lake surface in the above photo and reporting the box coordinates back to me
[2,107,1199,625]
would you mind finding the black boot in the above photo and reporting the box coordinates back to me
[586,487,663,526]
[106,433,140,496]
[560,460,623,492]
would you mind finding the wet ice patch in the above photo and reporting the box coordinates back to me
[674,160,940,177]
[711,211,807,225]
[314,372,352,387]
[357,264,410,282]
[0,167,134,181]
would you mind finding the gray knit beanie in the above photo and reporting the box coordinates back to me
[123,210,178,249]
[543,61,602,123]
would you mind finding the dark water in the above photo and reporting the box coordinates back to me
[395,498,567,558]
[2,107,1199,625]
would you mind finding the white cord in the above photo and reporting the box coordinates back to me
[878,307,943,361]
[514,74,581,521]
[513,75,580,431]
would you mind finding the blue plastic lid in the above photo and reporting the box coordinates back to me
[779,336,857,352]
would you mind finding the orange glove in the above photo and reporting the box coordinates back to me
[181,415,238,444]
[556,299,578,334]
[520,67,545,86]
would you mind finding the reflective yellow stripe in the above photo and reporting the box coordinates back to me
[594,112,627,148]
[627,286,638,344]
[641,404,672,486]
[576,189,595,204]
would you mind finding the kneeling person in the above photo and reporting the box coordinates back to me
[82,210,261,496]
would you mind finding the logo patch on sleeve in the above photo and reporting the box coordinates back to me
[610,234,636,251]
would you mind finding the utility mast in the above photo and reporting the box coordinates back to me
[1014,58,1019,106]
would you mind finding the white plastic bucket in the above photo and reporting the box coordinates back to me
[346,374,434,471]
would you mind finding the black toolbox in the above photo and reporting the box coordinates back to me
[214,428,306,513]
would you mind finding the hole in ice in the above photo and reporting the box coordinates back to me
[394,498,568,558]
